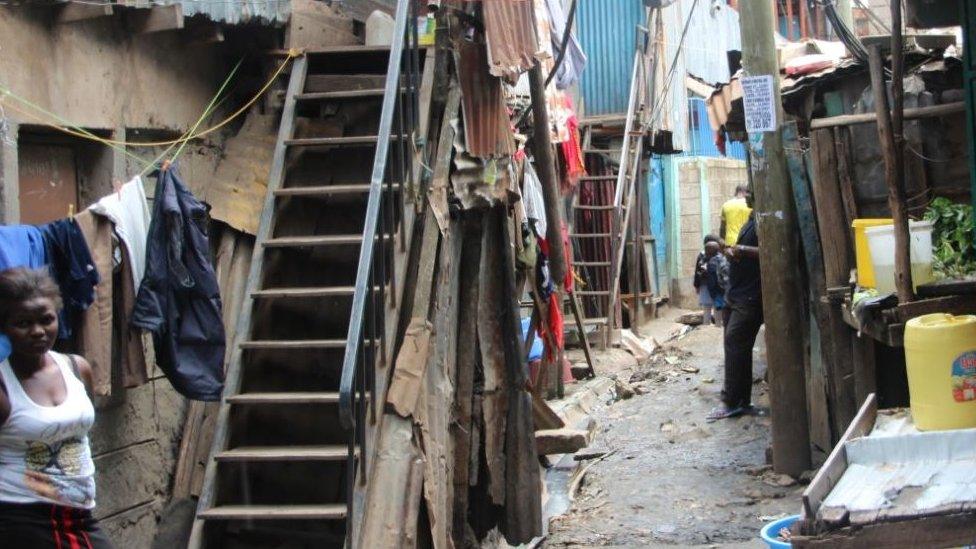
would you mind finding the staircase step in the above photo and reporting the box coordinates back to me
[576,261,611,267]
[274,183,399,197]
[296,89,385,101]
[215,445,349,462]
[227,392,342,405]
[252,287,356,299]
[578,175,618,181]
[577,290,611,296]
[583,148,622,154]
[199,504,347,521]
[263,235,364,248]
[581,317,610,325]
[570,233,613,238]
[575,205,615,211]
[239,339,347,350]
[285,135,401,148]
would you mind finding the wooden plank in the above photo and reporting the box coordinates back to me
[792,511,976,548]
[531,391,565,430]
[128,5,184,34]
[568,290,596,378]
[535,428,588,455]
[894,294,976,323]
[239,339,347,349]
[215,445,348,462]
[262,234,364,247]
[200,504,347,520]
[226,392,342,405]
[801,394,877,520]
[386,212,440,416]
[832,127,859,237]
[809,129,854,286]
[58,3,113,23]
[452,212,483,546]
[809,101,965,129]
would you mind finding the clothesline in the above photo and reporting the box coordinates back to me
[0,50,294,151]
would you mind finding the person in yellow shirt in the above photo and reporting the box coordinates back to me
[720,185,752,246]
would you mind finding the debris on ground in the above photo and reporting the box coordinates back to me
[574,447,610,461]
[762,472,799,488]
[677,311,704,326]
[620,329,658,361]
[613,377,636,400]
[536,428,589,455]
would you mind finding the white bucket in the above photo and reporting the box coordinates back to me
[864,220,934,295]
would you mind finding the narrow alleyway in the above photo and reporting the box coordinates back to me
[546,309,803,547]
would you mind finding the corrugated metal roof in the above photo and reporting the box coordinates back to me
[112,0,289,25]
[457,39,516,158]
[577,0,644,116]
[483,0,542,83]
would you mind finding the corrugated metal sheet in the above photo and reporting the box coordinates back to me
[111,1,289,25]
[483,0,542,83]
[577,0,644,116]
[456,39,515,158]
[653,0,740,151]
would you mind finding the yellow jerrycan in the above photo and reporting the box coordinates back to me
[904,313,976,431]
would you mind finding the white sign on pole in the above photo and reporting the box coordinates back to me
[741,75,776,133]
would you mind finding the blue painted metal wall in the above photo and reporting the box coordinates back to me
[680,98,747,160]
[577,0,645,116]
[647,157,669,297]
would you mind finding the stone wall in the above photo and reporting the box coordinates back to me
[670,157,747,309]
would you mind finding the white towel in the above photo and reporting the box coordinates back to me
[88,176,151,292]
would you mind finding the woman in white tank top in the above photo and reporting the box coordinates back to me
[0,267,114,548]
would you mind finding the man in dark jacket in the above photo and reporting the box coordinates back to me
[708,206,763,421]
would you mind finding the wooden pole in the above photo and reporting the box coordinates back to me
[529,62,567,286]
[786,0,795,41]
[868,43,914,303]
[834,0,854,35]
[739,0,812,476]
[800,0,809,39]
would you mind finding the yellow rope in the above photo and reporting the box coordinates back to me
[0,50,298,148]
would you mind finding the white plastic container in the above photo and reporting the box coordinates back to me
[365,10,395,46]
[865,220,934,295]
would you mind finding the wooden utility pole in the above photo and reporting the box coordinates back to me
[739,0,812,477]
[529,61,568,398]
[528,62,567,285]
[868,41,913,303]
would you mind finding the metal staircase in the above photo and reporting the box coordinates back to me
[189,0,426,545]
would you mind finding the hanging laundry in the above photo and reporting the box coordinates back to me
[0,226,48,360]
[559,98,586,193]
[0,226,47,271]
[544,0,587,89]
[75,211,148,396]
[522,160,548,239]
[132,167,225,402]
[38,218,100,340]
[88,176,151,292]
[536,222,574,362]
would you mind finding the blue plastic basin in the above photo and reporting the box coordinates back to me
[760,514,800,548]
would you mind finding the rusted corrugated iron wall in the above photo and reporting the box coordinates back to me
[576,0,644,116]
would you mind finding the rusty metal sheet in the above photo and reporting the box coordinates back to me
[482,0,542,83]
[456,39,515,159]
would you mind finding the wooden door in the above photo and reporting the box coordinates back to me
[18,144,78,225]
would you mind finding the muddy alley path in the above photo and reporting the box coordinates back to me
[546,314,803,547]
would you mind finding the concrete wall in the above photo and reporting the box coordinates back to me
[669,157,747,309]
[0,7,237,546]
